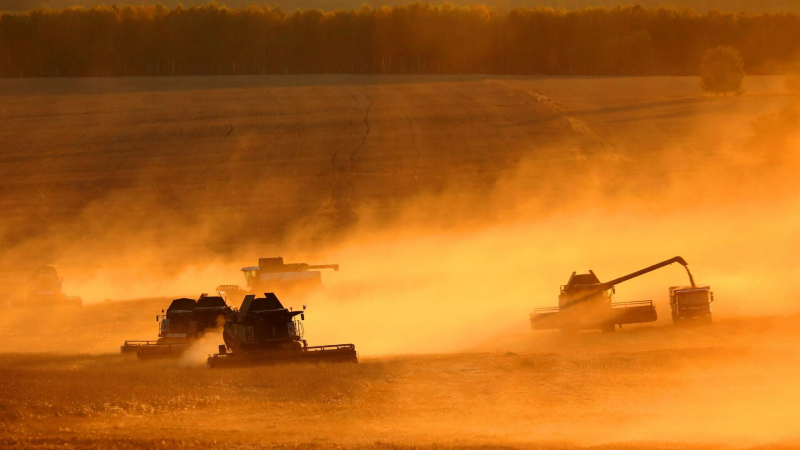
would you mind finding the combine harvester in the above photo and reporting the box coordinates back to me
[8,266,82,307]
[208,293,357,368]
[121,294,231,359]
[217,257,339,304]
[531,256,701,333]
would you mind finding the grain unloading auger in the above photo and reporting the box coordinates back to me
[530,256,695,333]
[208,293,357,368]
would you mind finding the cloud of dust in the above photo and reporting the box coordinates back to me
[1,82,800,448]
[2,84,800,359]
[300,94,800,355]
[179,330,224,367]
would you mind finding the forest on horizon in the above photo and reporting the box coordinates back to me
[1,3,800,77]
[3,0,800,13]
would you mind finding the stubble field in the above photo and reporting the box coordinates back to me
[2,312,800,449]
[1,75,799,448]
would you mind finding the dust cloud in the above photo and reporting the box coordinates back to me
[0,77,799,449]
[3,79,799,358]
[179,330,223,366]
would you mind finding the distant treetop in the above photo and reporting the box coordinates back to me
[1,3,800,77]
[3,0,800,13]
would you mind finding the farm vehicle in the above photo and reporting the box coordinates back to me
[216,257,339,304]
[670,285,714,324]
[530,256,708,333]
[121,294,232,358]
[8,265,82,307]
[208,293,358,368]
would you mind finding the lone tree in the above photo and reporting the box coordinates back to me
[700,46,745,95]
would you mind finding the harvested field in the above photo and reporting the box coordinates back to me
[0,75,589,257]
[0,75,792,268]
[1,314,800,449]
[1,75,799,448]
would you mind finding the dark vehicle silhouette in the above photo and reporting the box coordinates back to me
[208,293,357,368]
[121,294,232,358]
[530,256,696,333]
[670,285,714,324]
[216,257,339,304]
[11,266,82,307]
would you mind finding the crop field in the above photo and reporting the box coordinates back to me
[1,75,800,448]
[1,312,800,449]
[0,75,793,267]
[0,75,592,257]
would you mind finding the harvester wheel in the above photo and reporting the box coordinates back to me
[601,324,616,334]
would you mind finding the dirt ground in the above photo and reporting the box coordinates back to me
[1,312,799,449]
[1,75,799,448]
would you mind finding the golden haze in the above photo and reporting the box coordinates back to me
[0,74,799,447]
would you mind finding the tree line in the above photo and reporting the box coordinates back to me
[4,0,800,14]
[1,3,800,77]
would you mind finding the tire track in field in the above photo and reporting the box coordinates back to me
[404,109,421,196]
[379,84,420,198]
[325,87,366,228]
[446,84,501,188]
[350,88,372,173]
[525,88,614,151]
[489,79,615,155]
[449,85,496,158]
[338,88,360,194]
[334,88,359,180]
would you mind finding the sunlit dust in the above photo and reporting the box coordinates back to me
[0,74,799,449]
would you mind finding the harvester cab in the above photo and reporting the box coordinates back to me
[159,298,198,338]
[531,256,693,333]
[222,293,305,353]
[208,292,357,368]
[558,271,611,309]
[194,294,232,332]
